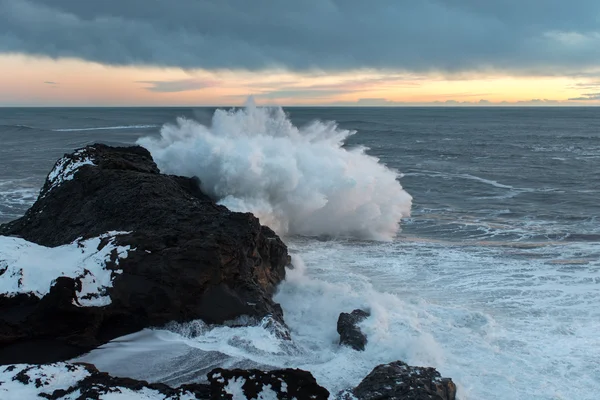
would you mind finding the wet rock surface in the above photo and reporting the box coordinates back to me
[339,360,457,400]
[337,309,370,351]
[0,144,290,364]
[208,367,330,399]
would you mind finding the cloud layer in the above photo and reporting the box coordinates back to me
[2,0,600,73]
[137,79,215,93]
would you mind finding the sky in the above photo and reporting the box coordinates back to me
[2,0,600,106]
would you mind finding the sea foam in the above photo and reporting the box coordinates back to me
[138,100,412,240]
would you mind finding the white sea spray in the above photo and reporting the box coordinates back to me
[138,100,412,241]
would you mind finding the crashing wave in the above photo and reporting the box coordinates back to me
[138,100,412,240]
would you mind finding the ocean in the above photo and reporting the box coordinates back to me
[1,106,599,399]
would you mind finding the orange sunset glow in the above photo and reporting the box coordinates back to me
[2,2,600,399]
[2,54,599,106]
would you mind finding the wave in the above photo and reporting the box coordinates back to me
[138,99,412,240]
[76,237,600,399]
[406,170,515,189]
[0,124,36,132]
[458,173,514,189]
[52,125,159,132]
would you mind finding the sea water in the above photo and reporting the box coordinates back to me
[0,105,598,399]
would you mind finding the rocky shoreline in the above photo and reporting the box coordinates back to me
[0,145,456,399]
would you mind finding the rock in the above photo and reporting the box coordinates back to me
[0,362,211,399]
[337,309,370,351]
[0,144,290,364]
[340,360,456,400]
[0,362,330,400]
[208,368,330,399]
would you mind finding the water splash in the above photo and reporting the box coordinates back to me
[138,100,411,240]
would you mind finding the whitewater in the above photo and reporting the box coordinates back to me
[1,105,599,399]
[138,100,412,240]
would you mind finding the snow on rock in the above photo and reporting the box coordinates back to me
[223,377,248,399]
[0,363,334,400]
[0,231,131,307]
[208,368,329,399]
[0,363,208,400]
[254,385,280,400]
[45,148,96,194]
[0,363,91,399]
[222,378,281,400]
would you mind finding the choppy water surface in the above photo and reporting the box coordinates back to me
[1,106,599,399]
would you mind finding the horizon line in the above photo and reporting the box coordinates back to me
[1,104,600,108]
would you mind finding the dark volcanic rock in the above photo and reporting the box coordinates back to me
[208,368,330,399]
[340,361,456,400]
[0,144,290,364]
[337,309,370,351]
[0,362,330,399]
[0,362,211,399]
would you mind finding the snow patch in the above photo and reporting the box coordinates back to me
[256,384,279,400]
[0,363,91,400]
[98,387,174,399]
[223,377,247,399]
[45,149,95,193]
[0,363,198,399]
[222,377,281,400]
[0,231,131,306]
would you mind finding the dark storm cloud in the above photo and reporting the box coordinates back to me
[1,0,600,73]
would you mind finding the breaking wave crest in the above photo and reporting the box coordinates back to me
[138,100,412,240]
[52,125,159,132]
